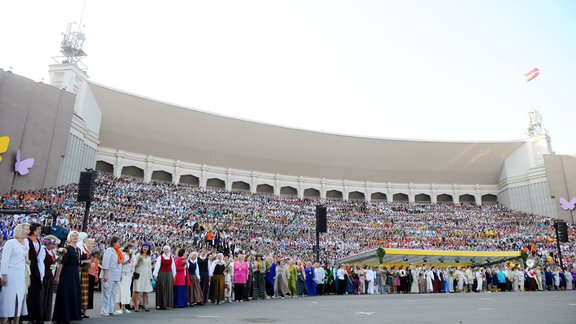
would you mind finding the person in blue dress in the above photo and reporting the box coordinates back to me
[304,261,316,296]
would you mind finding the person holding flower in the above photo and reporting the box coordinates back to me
[0,223,30,323]
[116,242,134,314]
[53,230,82,323]
[132,243,153,312]
[252,254,266,300]
[223,254,234,303]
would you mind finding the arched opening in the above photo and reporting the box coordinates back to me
[415,194,431,203]
[371,192,387,201]
[280,186,298,197]
[179,174,199,187]
[256,184,274,195]
[482,194,498,205]
[206,178,225,189]
[349,191,365,201]
[393,193,409,202]
[121,166,144,179]
[151,170,172,183]
[95,161,113,174]
[437,194,453,204]
[326,190,343,200]
[459,194,475,205]
[304,188,320,199]
[232,181,250,192]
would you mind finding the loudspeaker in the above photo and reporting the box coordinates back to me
[556,221,569,242]
[77,171,97,202]
[316,205,327,233]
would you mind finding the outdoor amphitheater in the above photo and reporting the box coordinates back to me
[1,59,575,323]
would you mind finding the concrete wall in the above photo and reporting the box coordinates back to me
[544,154,576,222]
[0,69,75,193]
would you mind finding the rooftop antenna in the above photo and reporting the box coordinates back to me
[53,0,88,69]
[527,110,543,137]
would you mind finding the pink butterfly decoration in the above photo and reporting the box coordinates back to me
[15,150,35,175]
[559,197,576,211]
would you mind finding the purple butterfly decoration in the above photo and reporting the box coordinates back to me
[559,197,576,211]
[15,150,35,175]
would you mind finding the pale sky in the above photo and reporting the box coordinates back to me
[1,0,575,154]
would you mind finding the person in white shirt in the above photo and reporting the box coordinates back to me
[365,267,375,294]
[152,246,176,310]
[314,263,325,296]
[101,236,123,316]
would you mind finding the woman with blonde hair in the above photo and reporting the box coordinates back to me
[0,223,30,324]
[52,230,82,323]
[153,245,176,310]
[209,253,226,304]
[116,242,134,314]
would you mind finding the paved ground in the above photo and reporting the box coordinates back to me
[83,291,576,324]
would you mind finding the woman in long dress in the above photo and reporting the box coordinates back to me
[287,259,298,297]
[410,265,420,293]
[116,243,134,313]
[252,255,266,300]
[84,238,98,315]
[52,230,82,324]
[132,243,153,312]
[186,251,204,305]
[0,223,30,323]
[209,253,225,304]
[274,259,289,298]
[41,235,60,322]
[23,222,45,323]
[153,245,176,309]
[173,249,189,307]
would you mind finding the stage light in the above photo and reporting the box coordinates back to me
[439,256,445,263]
[403,256,408,261]
[423,257,428,263]
[455,257,460,263]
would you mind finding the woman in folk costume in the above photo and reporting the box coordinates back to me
[365,266,375,294]
[274,259,289,298]
[52,231,82,324]
[304,261,316,296]
[80,238,98,317]
[153,246,176,309]
[173,249,189,307]
[23,222,45,323]
[209,253,226,304]
[197,249,210,305]
[223,254,234,303]
[76,232,90,318]
[0,223,30,323]
[186,251,204,305]
[116,243,134,314]
[287,259,298,297]
[132,243,153,311]
[410,265,420,293]
[41,235,60,322]
[252,254,266,300]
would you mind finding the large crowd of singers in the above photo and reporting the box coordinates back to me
[1,222,575,324]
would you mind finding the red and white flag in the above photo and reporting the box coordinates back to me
[525,67,540,81]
